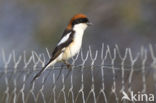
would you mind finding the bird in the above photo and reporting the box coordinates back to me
[31,13,92,82]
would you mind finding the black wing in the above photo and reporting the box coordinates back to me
[61,29,72,38]
[51,29,75,60]
[31,30,75,83]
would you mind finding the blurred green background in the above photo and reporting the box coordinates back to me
[0,0,156,52]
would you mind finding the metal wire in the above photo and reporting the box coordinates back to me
[0,44,156,103]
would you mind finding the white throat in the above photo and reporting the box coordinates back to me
[73,23,88,33]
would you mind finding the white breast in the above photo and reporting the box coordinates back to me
[63,23,87,59]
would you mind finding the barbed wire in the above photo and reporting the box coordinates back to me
[0,44,156,103]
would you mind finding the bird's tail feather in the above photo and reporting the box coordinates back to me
[31,59,56,83]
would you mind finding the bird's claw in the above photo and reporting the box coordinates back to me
[66,64,72,69]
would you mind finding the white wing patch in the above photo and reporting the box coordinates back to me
[57,32,71,46]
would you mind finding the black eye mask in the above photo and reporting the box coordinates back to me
[72,18,89,26]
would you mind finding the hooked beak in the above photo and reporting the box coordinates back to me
[87,22,93,26]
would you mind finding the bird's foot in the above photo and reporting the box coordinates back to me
[63,60,72,69]
[66,64,72,69]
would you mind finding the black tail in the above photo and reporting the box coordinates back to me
[31,59,54,83]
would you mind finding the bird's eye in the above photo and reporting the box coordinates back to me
[78,19,82,23]
[72,18,89,26]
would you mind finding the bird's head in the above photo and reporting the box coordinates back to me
[67,14,92,31]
